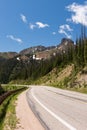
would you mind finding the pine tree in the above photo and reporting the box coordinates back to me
[84,38,87,65]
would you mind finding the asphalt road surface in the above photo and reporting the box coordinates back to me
[26,86,87,130]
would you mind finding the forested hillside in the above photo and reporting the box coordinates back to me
[0,28,87,90]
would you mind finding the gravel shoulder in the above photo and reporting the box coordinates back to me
[15,90,44,130]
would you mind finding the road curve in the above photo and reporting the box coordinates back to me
[26,86,87,130]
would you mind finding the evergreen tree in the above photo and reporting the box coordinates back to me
[84,38,87,65]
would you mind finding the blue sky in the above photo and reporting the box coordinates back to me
[0,0,86,52]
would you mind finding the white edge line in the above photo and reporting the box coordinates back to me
[31,89,77,130]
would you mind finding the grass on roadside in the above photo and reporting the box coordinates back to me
[2,85,25,92]
[0,88,27,130]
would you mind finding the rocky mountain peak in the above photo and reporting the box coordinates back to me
[61,38,74,46]
[57,38,74,52]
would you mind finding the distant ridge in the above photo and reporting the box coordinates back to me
[0,38,74,60]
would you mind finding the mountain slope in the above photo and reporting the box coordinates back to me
[32,64,87,93]
[0,52,17,59]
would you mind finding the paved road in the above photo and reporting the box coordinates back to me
[26,86,87,130]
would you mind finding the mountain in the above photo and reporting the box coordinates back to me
[0,38,74,61]
[0,52,17,59]
[19,38,74,55]
[0,37,86,93]
[19,45,46,55]
[19,38,74,60]
[57,38,74,52]
[0,38,75,84]
[34,38,74,60]
[19,45,56,55]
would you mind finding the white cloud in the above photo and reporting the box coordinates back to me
[59,29,71,39]
[58,24,73,38]
[29,22,49,30]
[29,23,36,30]
[66,2,87,26]
[52,32,56,35]
[36,22,49,28]
[20,14,27,23]
[7,35,23,44]
[59,24,73,31]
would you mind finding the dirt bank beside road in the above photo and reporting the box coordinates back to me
[15,90,44,130]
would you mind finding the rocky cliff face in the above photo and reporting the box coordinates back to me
[57,38,74,52]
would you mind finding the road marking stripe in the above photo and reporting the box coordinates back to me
[31,89,77,130]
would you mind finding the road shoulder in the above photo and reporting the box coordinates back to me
[15,90,44,130]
